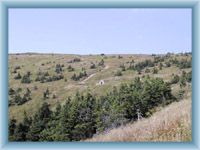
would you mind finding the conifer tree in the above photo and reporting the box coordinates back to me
[9,118,17,140]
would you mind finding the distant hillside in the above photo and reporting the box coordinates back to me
[86,91,191,142]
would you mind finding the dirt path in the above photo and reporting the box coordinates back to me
[79,65,110,84]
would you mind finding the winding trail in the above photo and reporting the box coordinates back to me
[64,65,110,89]
[79,65,110,84]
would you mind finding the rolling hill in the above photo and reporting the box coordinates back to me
[8,52,192,141]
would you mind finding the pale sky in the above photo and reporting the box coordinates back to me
[8,8,192,54]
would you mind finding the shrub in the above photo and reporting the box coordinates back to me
[98,59,104,67]
[177,59,192,69]
[119,64,126,71]
[145,68,150,73]
[165,62,171,67]
[55,64,63,74]
[90,63,96,69]
[67,65,74,72]
[14,73,22,80]
[152,67,158,74]
[115,70,122,76]
[170,75,180,84]
[21,72,31,84]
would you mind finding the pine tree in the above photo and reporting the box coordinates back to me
[21,72,31,83]
[9,118,17,141]
[14,123,27,141]
[52,98,72,141]
[27,102,51,141]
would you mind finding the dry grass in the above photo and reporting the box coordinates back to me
[86,93,192,142]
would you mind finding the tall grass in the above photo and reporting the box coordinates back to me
[86,96,191,142]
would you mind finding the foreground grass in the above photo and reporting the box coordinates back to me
[86,94,191,142]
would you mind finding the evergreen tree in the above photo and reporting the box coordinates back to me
[9,88,15,95]
[159,63,163,70]
[9,118,17,140]
[152,67,158,74]
[21,72,31,83]
[14,73,22,80]
[27,102,51,141]
[67,65,74,72]
[98,59,104,66]
[43,88,50,100]
[90,63,96,69]
[171,75,180,84]
[14,123,27,141]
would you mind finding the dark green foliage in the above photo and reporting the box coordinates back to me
[71,71,87,81]
[135,60,154,71]
[67,65,75,72]
[170,57,179,65]
[128,59,135,70]
[34,86,38,90]
[186,71,192,83]
[21,72,31,83]
[118,55,123,59]
[179,71,192,87]
[14,73,22,80]
[14,66,21,70]
[13,94,22,105]
[171,75,180,84]
[71,73,78,81]
[35,71,64,83]
[115,70,122,76]
[9,88,32,106]
[119,64,126,71]
[70,92,96,140]
[73,58,81,62]
[159,63,163,70]
[9,88,15,95]
[128,59,155,74]
[176,59,192,69]
[154,56,165,63]
[12,66,21,74]
[43,88,50,100]
[9,118,17,140]
[98,59,104,67]
[152,67,158,74]
[51,74,64,81]
[27,102,51,141]
[55,64,64,74]
[177,89,185,100]
[90,62,96,69]
[145,68,150,73]
[180,77,186,87]
[165,61,171,67]
[13,123,27,141]
[169,58,192,69]
[10,77,176,142]
[52,94,56,99]
[16,88,22,93]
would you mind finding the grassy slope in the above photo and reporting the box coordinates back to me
[9,53,192,122]
[86,90,192,142]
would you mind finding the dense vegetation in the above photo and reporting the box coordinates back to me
[9,76,180,141]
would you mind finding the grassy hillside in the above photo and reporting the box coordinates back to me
[8,52,192,142]
[9,53,191,122]
[86,90,192,142]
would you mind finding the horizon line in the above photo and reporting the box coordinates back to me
[8,51,192,55]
